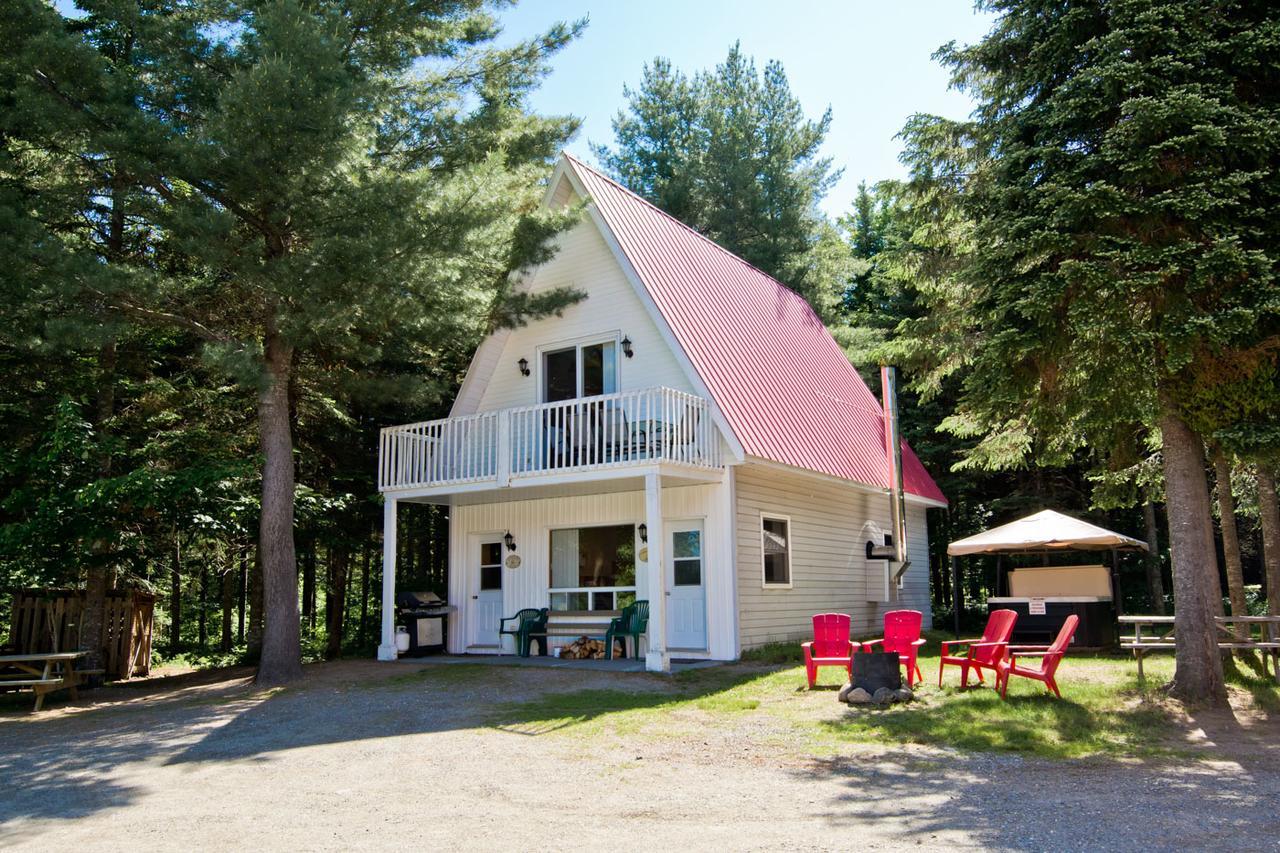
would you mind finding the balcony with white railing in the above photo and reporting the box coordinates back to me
[378,386,724,493]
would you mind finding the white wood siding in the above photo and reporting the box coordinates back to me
[470,218,693,413]
[733,464,932,647]
[447,480,736,659]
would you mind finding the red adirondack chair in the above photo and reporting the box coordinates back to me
[802,613,859,688]
[996,614,1080,699]
[860,609,926,687]
[938,609,1018,688]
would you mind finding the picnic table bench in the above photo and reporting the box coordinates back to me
[1119,615,1280,684]
[0,650,99,712]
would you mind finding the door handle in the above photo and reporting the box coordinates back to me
[471,595,478,600]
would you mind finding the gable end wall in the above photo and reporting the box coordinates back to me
[472,217,693,413]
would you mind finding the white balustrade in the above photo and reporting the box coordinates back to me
[378,387,721,491]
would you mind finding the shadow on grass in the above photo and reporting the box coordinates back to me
[1224,655,1280,713]
[489,666,777,735]
[817,685,1177,759]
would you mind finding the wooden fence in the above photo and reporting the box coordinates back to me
[6,589,155,680]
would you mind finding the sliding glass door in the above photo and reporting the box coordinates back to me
[541,339,619,468]
[541,339,617,402]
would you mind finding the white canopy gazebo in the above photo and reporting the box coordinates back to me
[945,509,1148,641]
[948,509,1147,556]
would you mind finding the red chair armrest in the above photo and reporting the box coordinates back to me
[910,638,927,647]
[861,639,883,651]
[941,638,978,654]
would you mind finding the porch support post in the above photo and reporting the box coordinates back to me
[377,497,398,661]
[644,472,670,672]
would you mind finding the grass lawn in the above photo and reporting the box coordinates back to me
[491,634,1279,761]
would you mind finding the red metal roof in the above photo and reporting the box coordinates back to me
[565,154,946,504]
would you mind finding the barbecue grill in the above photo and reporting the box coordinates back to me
[396,591,454,656]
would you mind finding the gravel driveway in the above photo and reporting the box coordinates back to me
[0,660,1276,851]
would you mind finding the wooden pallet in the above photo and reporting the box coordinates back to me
[7,589,155,680]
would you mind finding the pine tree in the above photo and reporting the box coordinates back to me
[592,58,701,226]
[4,0,584,683]
[593,43,845,319]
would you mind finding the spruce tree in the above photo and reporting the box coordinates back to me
[891,0,1280,703]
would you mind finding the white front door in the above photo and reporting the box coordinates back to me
[469,538,504,648]
[666,521,707,650]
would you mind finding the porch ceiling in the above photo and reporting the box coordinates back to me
[391,463,725,506]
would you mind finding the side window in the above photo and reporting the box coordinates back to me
[761,516,791,587]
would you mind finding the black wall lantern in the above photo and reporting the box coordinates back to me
[517,358,530,377]
[638,523,648,543]
[504,530,517,552]
[621,336,634,358]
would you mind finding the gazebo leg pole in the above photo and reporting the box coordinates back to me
[951,556,962,640]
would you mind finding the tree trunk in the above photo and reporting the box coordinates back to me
[358,539,371,648]
[1142,500,1167,615]
[80,339,117,676]
[170,526,182,654]
[220,567,234,653]
[1158,393,1227,705]
[326,546,349,660]
[302,535,316,631]
[1258,465,1280,617]
[198,563,208,650]
[255,328,303,684]
[247,539,264,659]
[1212,448,1248,640]
[237,550,247,644]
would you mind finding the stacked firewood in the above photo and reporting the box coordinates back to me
[558,636,623,660]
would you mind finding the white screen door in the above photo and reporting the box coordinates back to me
[666,521,706,650]
[469,539,504,648]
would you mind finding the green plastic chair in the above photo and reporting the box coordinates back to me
[499,608,549,657]
[605,600,649,660]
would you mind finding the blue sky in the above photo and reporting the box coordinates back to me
[498,0,995,218]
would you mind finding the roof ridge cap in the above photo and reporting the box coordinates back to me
[562,152,819,315]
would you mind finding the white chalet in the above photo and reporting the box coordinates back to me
[376,154,947,671]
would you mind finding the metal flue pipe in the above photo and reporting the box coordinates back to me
[868,366,911,599]
[881,365,909,565]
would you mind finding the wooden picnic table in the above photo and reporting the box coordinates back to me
[1119,615,1280,684]
[0,650,96,712]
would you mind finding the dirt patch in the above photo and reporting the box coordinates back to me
[1,660,1276,851]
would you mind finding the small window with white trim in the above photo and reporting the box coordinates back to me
[761,515,791,587]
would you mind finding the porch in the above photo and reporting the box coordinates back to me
[378,478,735,674]
[388,653,723,674]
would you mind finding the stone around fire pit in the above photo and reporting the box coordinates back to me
[894,688,914,702]
[872,686,897,705]
[843,687,872,704]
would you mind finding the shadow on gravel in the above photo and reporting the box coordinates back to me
[0,665,261,834]
[801,741,1280,852]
